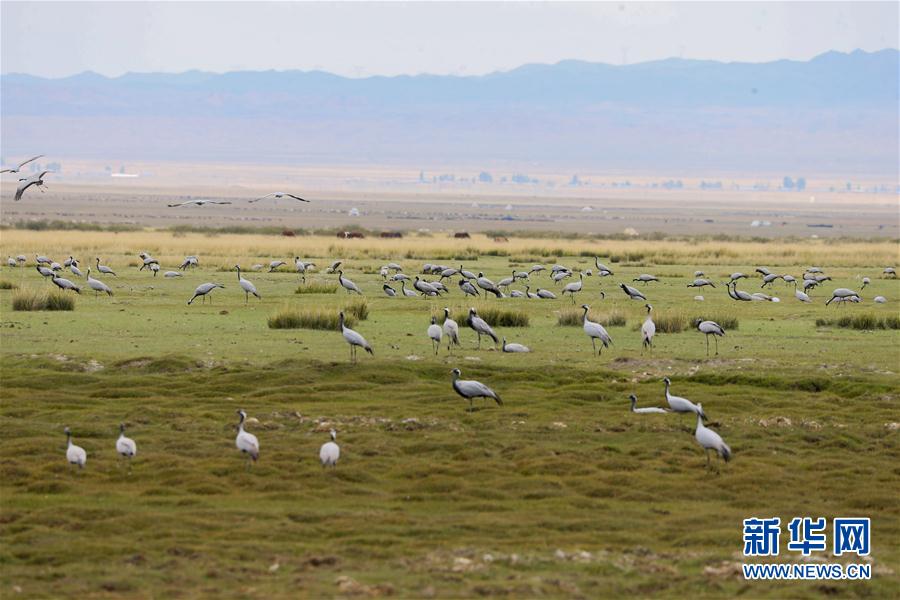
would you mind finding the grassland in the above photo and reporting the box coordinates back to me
[1,230,898,598]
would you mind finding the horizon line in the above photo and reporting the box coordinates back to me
[2,47,897,81]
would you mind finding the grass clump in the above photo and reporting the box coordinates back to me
[343,298,369,321]
[294,281,339,295]
[558,308,625,327]
[268,299,367,330]
[654,310,688,333]
[268,308,356,330]
[12,289,75,311]
[692,313,739,330]
[0,280,18,290]
[816,314,900,330]
[454,307,529,327]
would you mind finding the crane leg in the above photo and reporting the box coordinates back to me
[715,336,719,355]
[706,335,710,356]
[591,338,597,356]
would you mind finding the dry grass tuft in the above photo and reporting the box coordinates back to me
[12,288,76,311]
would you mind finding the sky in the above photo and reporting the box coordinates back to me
[1,1,898,78]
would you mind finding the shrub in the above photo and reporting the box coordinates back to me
[816,314,900,330]
[0,280,18,290]
[653,311,688,333]
[12,289,75,311]
[268,308,356,330]
[692,313,739,330]
[557,308,625,327]
[454,307,529,327]
[294,281,339,295]
[343,298,369,321]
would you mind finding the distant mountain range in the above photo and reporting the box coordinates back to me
[2,49,897,175]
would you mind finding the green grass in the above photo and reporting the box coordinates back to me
[294,280,339,294]
[816,313,900,330]
[453,307,529,327]
[0,279,18,290]
[11,288,76,311]
[558,308,626,327]
[1,239,898,598]
[268,307,356,330]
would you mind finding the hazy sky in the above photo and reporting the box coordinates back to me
[2,1,897,78]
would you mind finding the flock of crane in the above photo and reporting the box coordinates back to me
[6,248,895,474]
[63,413,340,471]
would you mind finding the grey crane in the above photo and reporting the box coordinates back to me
[85,268,113,296]
[427,316,443,355]
[401,281,418,297]
[561,273,585,303]
[458,279,480,297]
[35,254,51,265]
[509,290,525,298]
[235,265,260,303]
[6,256,16,267]
[294,257,316,282]
[1,154,43,174]
[497,271,516,289]
[861,277,871,290]
[442,307,460,353]
[95,258,117,276]
[755,267,771,276]
[235,409,260,467]
[825,288,859,306]
[451,368,502,411]
[633,274,659,284]
[663,378,706,419]
[524,285,540,299]
[383,283,397,297]
[594,257,614,276]
[414,276,440,296]
[727,281,753,301]
[167,199,232,207]
[467,308,498,349]
[35,264,54,279]
[339,311,373,362]
[268,260,287,272]
[760,273,783,288]
[581,304,612,356]
[502,337,530,353]
[51,273,81,294]
[629,394,669,414]
[439,267,459,280]
[729,272,749,282]
[530,264,546,274]
[338,270,362,295]
[620,283,647,301]
[536,288,557,299]
[795,289,811,303]
[64,427,87,469]
[319,430,340,467]
[884,267,896,278]
[326,260,343,274]
[14,171,50,201]
[696,318,725,356]
[459,265,477,280]
[687,278,716,289]
[180,256,200,270]
[187,282,225,305]
[250,192,309,203]
[641,304,656,353]
[163,271,183,278]
[694,404,731,469]
[116,424,137,464]
[476,273,503,298]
